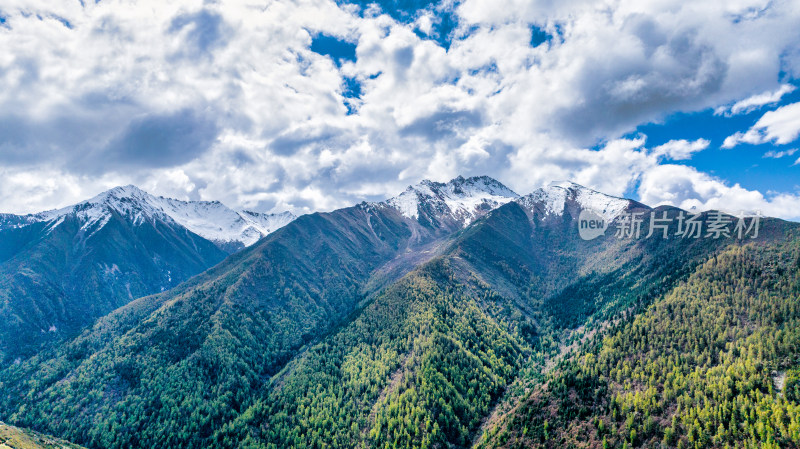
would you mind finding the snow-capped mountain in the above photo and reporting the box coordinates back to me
[517,181,637,221]
[18,185,295,249]
[0,213,38,230]
[383,175,519,227]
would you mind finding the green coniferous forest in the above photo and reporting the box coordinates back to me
[478,240,800,449]
[3,0,800,445]
[0,189,798,449]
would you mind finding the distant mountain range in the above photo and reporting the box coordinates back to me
[1,185,296,250]
[0,186,295,362]
[0,176,797,449]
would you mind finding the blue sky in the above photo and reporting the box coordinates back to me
[0,0,799,219]
[627,84,800,196]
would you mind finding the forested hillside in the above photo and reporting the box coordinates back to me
[0,202,455,448]
[0,211,227,362]
[214,259,523,448]
[0,179,797,449]
[479,238,800,449]
[212,204,797,449]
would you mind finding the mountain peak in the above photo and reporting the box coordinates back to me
[384,175,518,225]
[86,184,150,204]
[547,180,586,190]
[111,184,144,193]
[519,180,633,221]
[24,186,295,249]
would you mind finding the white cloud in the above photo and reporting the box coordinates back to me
[0,167,129,215]
[763,148,798,158]
[504,136,711,200]
[638,164,800,220]
[0,0,798,218]
[652,139,710,160]
[723,101,800,148]
[715,84,796,116]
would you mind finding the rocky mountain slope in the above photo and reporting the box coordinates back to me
[0,422,85,449]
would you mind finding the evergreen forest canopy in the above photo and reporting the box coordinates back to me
[0,180,798,449]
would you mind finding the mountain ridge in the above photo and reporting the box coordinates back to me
[382,175,519,227]
[519,181,640,222]
[1,175,797,449]
[3,185,296,250]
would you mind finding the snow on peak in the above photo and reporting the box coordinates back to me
[384,176,519,225]
[547,181,583,190]
[28,186,295,247]
[519,181,632,221]
[154,198,296,247]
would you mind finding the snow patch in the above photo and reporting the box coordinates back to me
[386,187,424,219]
[18,185,296,247]
[383,176,518,226]
[518,181,631,222]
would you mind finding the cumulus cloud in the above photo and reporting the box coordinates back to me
[651,139,710,161]
[168,9,231,59]
[638,164,800,221]
[100,109,219,170]
[722,102,800,148]
[454,0,800,143]
[0,0,798,219]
